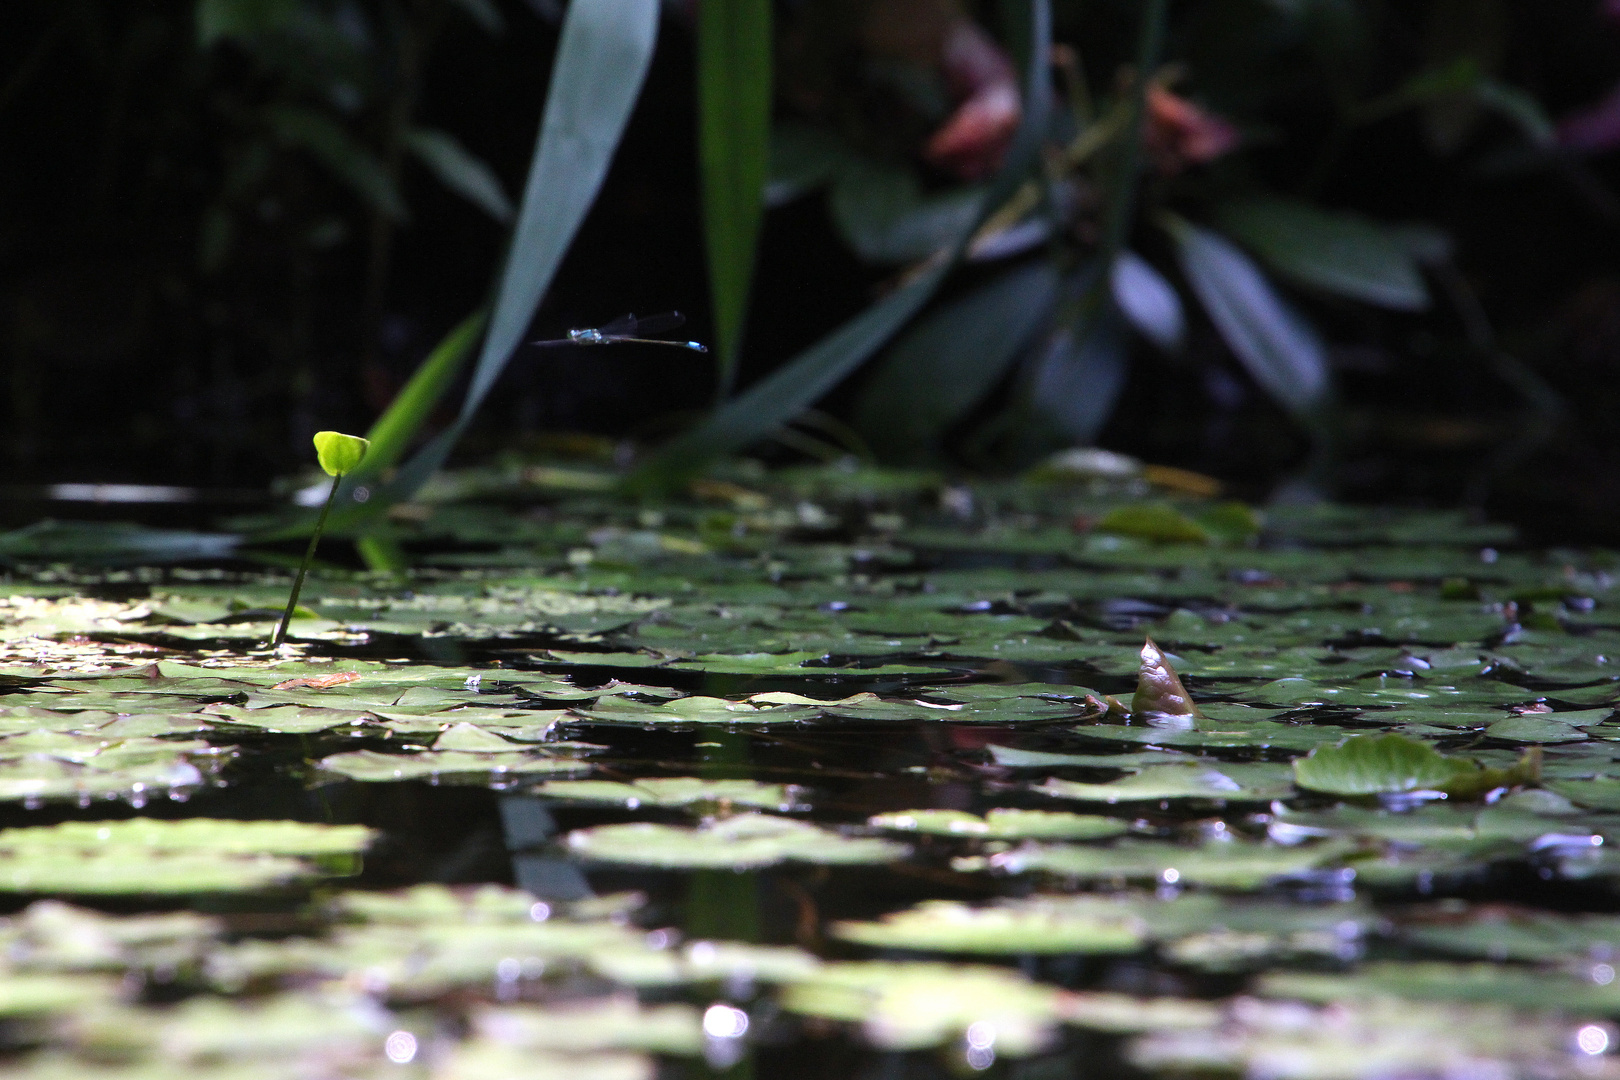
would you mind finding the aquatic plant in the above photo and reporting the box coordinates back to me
[271,431,369,648]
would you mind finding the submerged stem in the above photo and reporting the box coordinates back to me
[272,474,342,647]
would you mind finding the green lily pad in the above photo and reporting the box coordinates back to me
[778,961,1064,1055]
[470,1000,703,1055]
[958,840,1353,889]
[1032,763,1293,804]
[316,748,587,783]
[566,813,909,869]
[0,848,312,895]
[867,808,1129,840]
[0,818,374,856]
[1261,961,1620,1015]
[1293,734,1540,799]
[831,898,1147,954]
[1129,997,1600,1080]
[532,777,804,810]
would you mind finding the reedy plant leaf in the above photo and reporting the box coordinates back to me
[1165,215,1330,419]
[698,0,773,399]
[854,260,1060,464]
[629,0,1054,491]
[406,128,515,224]
[378,0,661,503]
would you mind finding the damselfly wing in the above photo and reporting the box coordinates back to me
[533,312,707,352]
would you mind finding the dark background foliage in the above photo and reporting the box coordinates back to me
[1,0,1618,541]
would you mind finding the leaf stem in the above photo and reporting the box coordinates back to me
[272,474,342,648]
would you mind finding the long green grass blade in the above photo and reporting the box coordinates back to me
[699,0,772,400]
[854,261,1060,464]
[630,0,1052,490]
[384,0,661,499]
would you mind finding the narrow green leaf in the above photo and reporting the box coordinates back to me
[195,0,300,47]
[631,260,953,487]
[854,261,1059,464]
[698,0,772,398]
[1029,292,1128,444]
[1110,251,1185,350]
[384,0,661,500]
[829,159,982,263]
[446,0,504,34]
[406,128,514,223]
[1166,217,1330,418]
[264,106,406,221]
[766,122,848,205]
[630,0,1052,489]
[1216,198,1431,311]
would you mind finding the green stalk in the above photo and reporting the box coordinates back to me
[271,473,341,648]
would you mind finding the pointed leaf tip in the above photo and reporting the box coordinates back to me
[1132,637,1203,720]
[313,432,370,477]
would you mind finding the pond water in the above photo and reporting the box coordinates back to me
[0,459,1615,1080]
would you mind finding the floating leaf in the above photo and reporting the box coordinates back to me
[1130,997,1605,1080]
[962,839,1352,890]
[472,999,703,1055]
[1096,504,1210,543]
[779,961,1063,1055]
[1033,764,1292,804]
[867,808,1128,840]
[1293,734,1540,799]
[565,814,907,869]
[831,898,1146,955]
[0,819,373,857]
[532,777,803,810]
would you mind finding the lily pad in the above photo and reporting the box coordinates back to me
[831,898,1147,954]
[565,814,909,869]
[316,748,587,783]
[0,818,374,857]
[960,839,1353,890]
[1032,763,1293,804]
[532,777,804,810]
[778,961,1064,1055]
[1293,734,1540,799]
[867,808,1129,840]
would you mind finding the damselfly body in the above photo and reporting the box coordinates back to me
[532,312,707,352]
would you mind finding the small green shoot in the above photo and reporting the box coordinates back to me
[271,432,370,647]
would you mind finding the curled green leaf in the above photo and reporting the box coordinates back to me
[1132,638,1203,721]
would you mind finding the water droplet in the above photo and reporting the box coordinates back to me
[383,1030,417,1063]
[1577,1025,1611,1056]
[703,1004,749,1039]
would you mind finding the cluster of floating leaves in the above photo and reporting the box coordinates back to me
[0,457,1614,1077]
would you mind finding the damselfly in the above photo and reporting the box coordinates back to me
[532,312,707,352]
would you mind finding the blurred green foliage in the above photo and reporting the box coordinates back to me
[0,0,1617,538]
